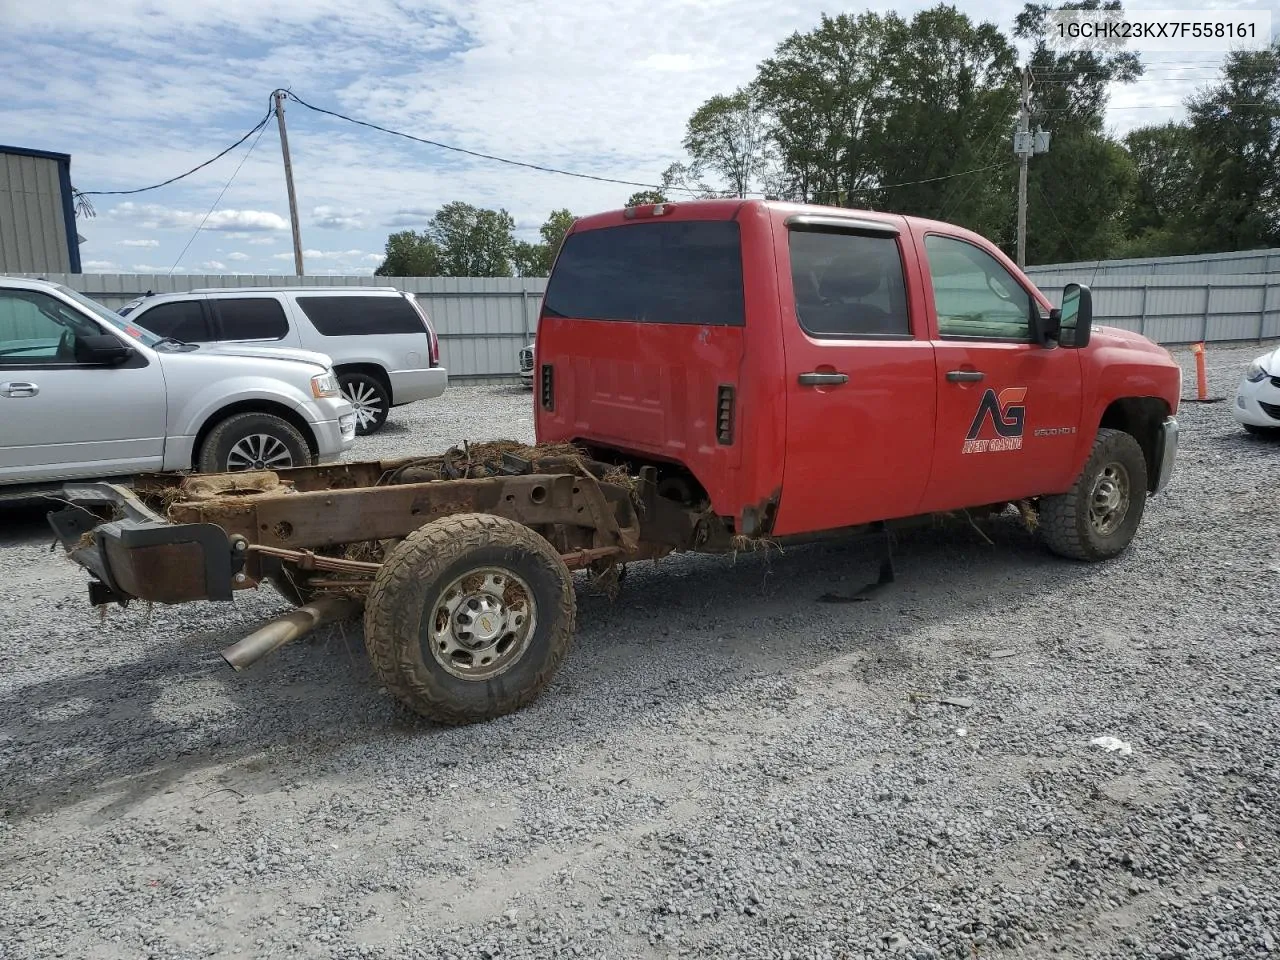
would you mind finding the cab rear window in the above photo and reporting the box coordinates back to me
[542,220,745,327]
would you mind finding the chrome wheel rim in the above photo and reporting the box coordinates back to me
[1088,462,1130,537]
[429,568,536,681]
[226,434,294,471]
[342,380,385,430]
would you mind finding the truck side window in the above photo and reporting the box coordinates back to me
[924,234,1032,341]
[788,229,910,338]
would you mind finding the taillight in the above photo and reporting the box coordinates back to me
[716,385,735,444]
[540,364,554,411]
[405,294,440,367]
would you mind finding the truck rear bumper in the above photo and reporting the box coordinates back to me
[48,483,238,606]
[1152,415,1179,494]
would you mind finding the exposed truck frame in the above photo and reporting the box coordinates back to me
[49,441,1003,723]
[46,443,782,722]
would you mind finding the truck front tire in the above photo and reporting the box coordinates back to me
[197,412,312,474]
[363,513,576,724]
[1039,427,1149,562]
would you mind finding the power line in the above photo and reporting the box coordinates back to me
[168,102,273,276]
[79,110,273,196]
[279,90,695,194]
[938,118,1012,222]
[808,163,1008,200]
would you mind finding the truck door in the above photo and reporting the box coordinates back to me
[770,216,938,537]
[915,230,1083,513]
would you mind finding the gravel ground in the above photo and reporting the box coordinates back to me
[1,341,1278,960]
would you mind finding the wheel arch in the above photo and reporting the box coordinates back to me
[1096,396,1171,493]
[192,400,319,470]
[333,363,393,402]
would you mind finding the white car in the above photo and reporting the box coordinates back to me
[519,341,534,387]
[119,286,445,436]
[1232,345,1280,436]
[0,276,356,494]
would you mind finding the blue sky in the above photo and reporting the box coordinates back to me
[1,0,1272,276]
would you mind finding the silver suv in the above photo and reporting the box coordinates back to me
[0,276,355,491]
[119,286,446,435]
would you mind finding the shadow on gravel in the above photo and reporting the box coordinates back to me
[0,498,63,546]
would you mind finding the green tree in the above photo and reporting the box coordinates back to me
[1013,0,1145,263]
[427,201,516,277]
[374,230,442,277]
[1025,133,1136,263]
[626,189,667,206]
[683,87,773,197]
[1118,122,1198,256]
[511,240,545,277]
[1183,40,1280,252]
[754,11,900,205]
[875,5,1019,235]
[509,209,578,277]
[540,209,576,260]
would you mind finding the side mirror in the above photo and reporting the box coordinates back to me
[75,333,135,366]
[1058,282,1092,348]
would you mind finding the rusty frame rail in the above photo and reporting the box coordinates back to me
[48,461,701,607]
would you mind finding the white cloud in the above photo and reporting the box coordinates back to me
[110,202,288,232]
[117,238,159,248]
[301,248,368,260]
[4,0,1228,276]
[313,205,368,230]
[83,259,118,271]
[227,251,251,261]
[363,253,384,262]
[130,264,188,273]
[200,260,228,271]
[383,207,434,227]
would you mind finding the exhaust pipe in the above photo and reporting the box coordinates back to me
[220,596,362,671]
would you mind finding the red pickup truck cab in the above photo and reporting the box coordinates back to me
[534,198,1181,562]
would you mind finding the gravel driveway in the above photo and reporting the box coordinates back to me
[1,341,1278,960]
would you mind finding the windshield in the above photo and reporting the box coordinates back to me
[53,284,164,347]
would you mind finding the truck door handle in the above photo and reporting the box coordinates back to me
[0,381,39,398]
[798,372,849,386]
[946,370,984,382]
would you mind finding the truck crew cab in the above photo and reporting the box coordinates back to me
[49,199,1182,726]
[534,198,1180,563]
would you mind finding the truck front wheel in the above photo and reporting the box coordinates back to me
[363,513,576,724]
[1039,427,1149,562]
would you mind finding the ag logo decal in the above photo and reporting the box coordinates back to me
[963,387,1026,454]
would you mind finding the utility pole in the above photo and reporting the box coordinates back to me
[274,90,305,277]
[1016,65,1031,269]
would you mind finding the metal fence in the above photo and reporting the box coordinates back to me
[17,272,550,382]
[1027,272,1280,344]
[1027,247,1280,279]
[17,260,1280,381]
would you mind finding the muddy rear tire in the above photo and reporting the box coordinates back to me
[363,513,576,724]
[1039,427,1148,561]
